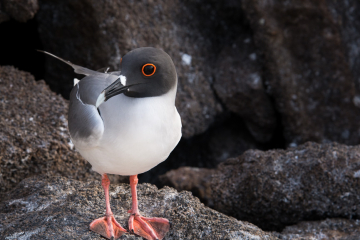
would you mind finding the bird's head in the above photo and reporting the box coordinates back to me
[96,47,177,108]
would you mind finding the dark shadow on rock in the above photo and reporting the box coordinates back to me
[0,0,38,23]
[0,18,45,80]
[242,0,360,146]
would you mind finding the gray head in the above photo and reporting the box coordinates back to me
[96,47,177,107]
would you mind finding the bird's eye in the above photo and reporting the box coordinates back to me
[142,63,156,77]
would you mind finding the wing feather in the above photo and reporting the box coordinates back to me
[38,50,120,147]
[68,74,118,147]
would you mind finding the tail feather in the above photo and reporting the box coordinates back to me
[37,50,104,77]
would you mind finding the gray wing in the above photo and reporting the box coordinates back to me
[68,74,118,146]
[39,50,120,146]
[38,50,120,147]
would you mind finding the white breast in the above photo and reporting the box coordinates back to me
[75,87,182,176]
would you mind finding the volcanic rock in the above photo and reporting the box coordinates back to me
[0,175,278,239]
[277,218,360,240]
[327,0,360,98]
[242,0,360,145]
[0,66,102,192]
[214,35,276,143]
[159,167,216,207]
[0,0,38,23]
[211,142,360,231]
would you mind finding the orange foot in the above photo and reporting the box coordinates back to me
[90,214,127,240]
[129,214,170,240]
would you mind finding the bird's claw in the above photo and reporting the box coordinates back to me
[90,215,127,240]
[128,214,170,240]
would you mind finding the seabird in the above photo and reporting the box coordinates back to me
[40,47,182,240]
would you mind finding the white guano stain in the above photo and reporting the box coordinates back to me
[353,170,360,178]
[230,230,261,240]
[6,227,44,240]
[249,53,257,61]
[181,53,192,66]
[8,199,38,212]
[8,198,54,213]
[110,186,122,197]
[68,139,74,150]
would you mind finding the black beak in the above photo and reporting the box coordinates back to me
[95,78,143,108]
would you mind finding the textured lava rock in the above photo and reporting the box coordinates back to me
[327,0,360,98]
[242,0,360,145]
[0,175,278,239]
[0,66,125,193]
[211,142,360,231]
[36,0,223,138]
[214,35,276,143]
[277,218,360,240]
[0,0,38,23]
[159,167,216,208]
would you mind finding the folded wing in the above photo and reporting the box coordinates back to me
[39,50,120,147]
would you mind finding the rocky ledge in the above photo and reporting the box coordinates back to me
[160,142,360,235]
[0,175,277,240]
[277,218,360,240]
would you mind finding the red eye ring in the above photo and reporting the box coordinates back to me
[142,63,156,77]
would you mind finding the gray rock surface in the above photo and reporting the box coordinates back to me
[0,175,278,240]
[36,0,223,138]
[242,0,360,145]
[211,142,360,230]
[0,0,38,23]
[277,218,360,240]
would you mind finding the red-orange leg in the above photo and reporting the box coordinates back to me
[127,175,170,240]
[89,174,127,240]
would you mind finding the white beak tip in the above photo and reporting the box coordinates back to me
[96,91,105,108]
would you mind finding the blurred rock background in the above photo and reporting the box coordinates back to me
[1,0,360,239]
